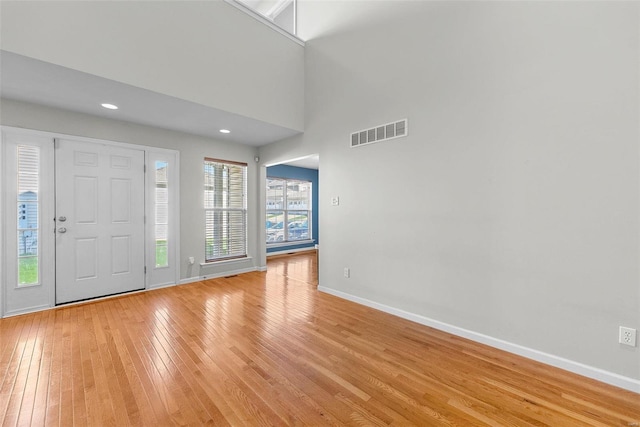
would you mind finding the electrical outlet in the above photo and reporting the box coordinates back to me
[343,267,350,278]
[619,326,637,347]
[188,257,195,265]
[331,196,340,206]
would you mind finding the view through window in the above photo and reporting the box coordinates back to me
[266,178,311,244]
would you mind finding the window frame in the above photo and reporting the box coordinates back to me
[204,157,248,262]
[16,145,41,287]
[266,177,312,245]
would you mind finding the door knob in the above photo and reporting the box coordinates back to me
[58,227,67,233]
[58,216,67,222]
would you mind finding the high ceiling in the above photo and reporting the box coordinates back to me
[0,51,301,147]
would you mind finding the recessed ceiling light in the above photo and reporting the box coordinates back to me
[219,129,231,134]
[101,103,118,110]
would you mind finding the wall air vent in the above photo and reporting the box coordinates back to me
[350,119,408,148]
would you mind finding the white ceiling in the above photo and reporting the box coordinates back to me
[0,51,301,147]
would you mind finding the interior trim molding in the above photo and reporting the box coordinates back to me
[318,286,640,394]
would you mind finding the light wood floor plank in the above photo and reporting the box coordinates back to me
[29,310,55,426]
[0,251,638,426]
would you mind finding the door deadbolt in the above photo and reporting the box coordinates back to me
[58,216,67,222]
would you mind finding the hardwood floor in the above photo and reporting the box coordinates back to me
[1,251,638,426]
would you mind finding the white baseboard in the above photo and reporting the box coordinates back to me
[180,266,259,285]
[318,286,640,394]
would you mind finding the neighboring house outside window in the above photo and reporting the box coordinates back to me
[266,178,312,244]
[204,158,247,262]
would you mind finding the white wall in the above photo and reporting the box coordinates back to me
[261,1,640,384]
[0,0,304,131]
[1,98,264,281]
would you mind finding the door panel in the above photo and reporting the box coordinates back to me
[111,178,132,222]
[75,176,98,223]
[75,237,98,280]
[56,139,145,304]
[111,235,131,274]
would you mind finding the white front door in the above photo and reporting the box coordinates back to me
[55,139,145,304]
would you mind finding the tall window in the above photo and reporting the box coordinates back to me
[17,145,40,286]
[266,178,311,244]
[204,158,247,262]
[155,161,169,268]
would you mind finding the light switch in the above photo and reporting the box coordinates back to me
[331,196,340,206]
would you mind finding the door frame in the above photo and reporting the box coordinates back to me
[0,126,181,317]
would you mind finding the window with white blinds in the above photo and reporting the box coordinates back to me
[17,145,40,286]
[204,158,247,262]
[155,161,169,268]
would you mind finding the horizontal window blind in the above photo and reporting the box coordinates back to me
[204,158,247,262]
[155,161,169,268]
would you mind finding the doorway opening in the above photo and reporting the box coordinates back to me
[264,154,319,284]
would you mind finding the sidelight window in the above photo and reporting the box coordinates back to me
[16,145,40,286]
[155,161,169,268]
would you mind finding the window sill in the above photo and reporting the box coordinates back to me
[266,239,315,249]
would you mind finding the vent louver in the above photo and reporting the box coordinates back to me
[350,119,408,148]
